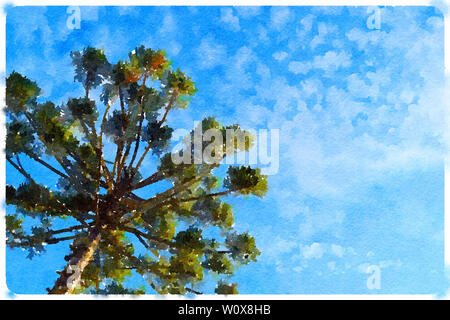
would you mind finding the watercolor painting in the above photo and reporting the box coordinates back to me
[4,6,448,296]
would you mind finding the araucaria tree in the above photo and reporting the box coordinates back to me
[5,46,268,294]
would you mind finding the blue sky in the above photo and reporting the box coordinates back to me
[5,6,449,295]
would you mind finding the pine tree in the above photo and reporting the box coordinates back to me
[5,46,268,294]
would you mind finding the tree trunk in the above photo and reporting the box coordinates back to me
[48,228,101,294]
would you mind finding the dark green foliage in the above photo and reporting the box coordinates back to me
[225,232,260,264]
[6,182,94,218]
[104,110,124,142]
[174,227,205,252]
[92,282,146,295]
[67,98,96,119]
[32,101,81,156]
[6,120,39,157]
[71,47,111,93]
[202,252,233,274]
[6,214,23,234]
[142,121,173,156]
[6,71,41,113]
[224,166,268,196]
[140,88,169,113]
[165,68,197,97]
[5,45,268,295]
[192,198,234,229]
[215,280,238,294]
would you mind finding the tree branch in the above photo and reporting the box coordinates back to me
[8,223,94,245]
[121,225,175,249]
[128,75,148,170]
[168,189,234,204]
[7,156,35,183]
[27,154,70,180]
[159,91,176,126]
[134,233,150,249]
[138,176,199,208]
[131,91,178,180]
[7,234,79,248]
[22,111,82,189]
[128,108,145,170]
[185,287,203,295]
[49,223,95,236]
[112,86,127,185]
[131,172,163,190]
[108,241,162,294]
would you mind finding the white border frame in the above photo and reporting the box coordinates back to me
[0,0,447,300]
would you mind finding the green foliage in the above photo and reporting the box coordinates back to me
[169,249,204,282]
[140,88,169,113]
[67,98,97,120]
[7,182,51,212]
[192,198,234,229]
[225,232,261,264]
[6,182,94,218]
[92,282,146,295]
[5,45,268,295]
[166,68,197,97]
[142,121,173,156]
[6,120,39,157]
[104,110,125,142]
[6,214,23,233]
[127,46,171,81]
[33,102,80,156]
[71,47,111,92]
[215,280,238,294]
[174,227,205,253]
[6,71,41,113]
[202,252,234,274]
[224,166,268,197]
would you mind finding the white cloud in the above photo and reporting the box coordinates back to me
[288,61,311,75]
[357,259,402,273]
[299,242,355,261]
[167,41,182,56]
[159,13,177,34]
[117,6,139,16]
[379,259,402,269]
[80,6,99,21]
[312,6,344,16]
[195,38,227,69]
[330,244,345,258]
[310,23,338,49]
[313,51,352,74]
[299,14,314,32]
[257,24,269,42]
[346,28,386,51]
[300,78,323,98]
[273,51,288,62]
[288,51,351,76]
[328,261,337,271]
[301,243,324,259]
[270,7,292,30]
[263,236,298,260]
[221,46,255,92]
[357,262,371,273]
[93,25,129,59]
[234,102,270,127]
[346,73,379,100]
[10,7,52,45]
[256,62,271,81]
[235,6,262,18]
[190,7,447,283]
[220,8,240,31]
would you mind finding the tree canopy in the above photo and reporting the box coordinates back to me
[5,46,268,294]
